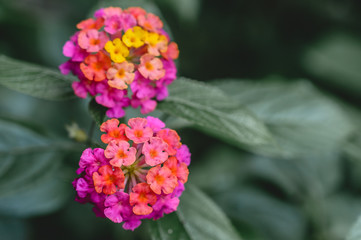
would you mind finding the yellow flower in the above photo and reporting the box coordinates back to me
[104,38,129,63]
[145,32,168,56]
[122,26,146,48]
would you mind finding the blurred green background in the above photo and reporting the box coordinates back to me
[1,0,361,239]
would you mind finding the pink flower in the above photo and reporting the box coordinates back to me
[78,29,109,52]
[100,119,129,143]
[120,13,137,31]
[103,7,123,18]
[77,148,108,175]
[158,59,177,86]
[77,18,104,30]
[151,194,179,220]
[106,99,130,118]
[161,42,179,60]
[146,165,177,194]
[75,177,94,199]
[176,145,191,166]
[171,181,185,198]
[71,78,97,98]
[164,156,189,184]
[156,129,181,155]
[125,7,146,19]
[105,140,137,167]
[142,137,168,166]
[73,116,191,230]
[107,61,135,90]
[104,15,122,34]
[94,81,127,108]
[138,54,165,80]
[62,33,88,62]
[125,118,153,143]
[131,97,157,115]
[129,183,157,215]
[104,13,137,34]
[104,192,133,223]
[146,116,165,133]
[130,72,157,99]
[138,13,163,32]
[93,165,125,195]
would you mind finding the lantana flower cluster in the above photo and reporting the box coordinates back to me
[60,7,179,118]
[73,117,190,230]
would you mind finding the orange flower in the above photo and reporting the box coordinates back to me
[80,51,111,81]
[100,119,129,144]
[129,183,157,215]
[93,165,125,195]
[146,165,177,194]
[156,129,181,155]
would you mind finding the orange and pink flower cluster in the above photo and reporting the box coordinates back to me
[73,117,190,230]
[60,7,179,118]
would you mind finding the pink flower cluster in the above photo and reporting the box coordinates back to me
[60,7,179,118]
[73,117,190,230]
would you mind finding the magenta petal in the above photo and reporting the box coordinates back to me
[72,81,88,99]
[146,116,165,132]
[63,41,75,57]
[140,99,157,114]
[122,219,142,231]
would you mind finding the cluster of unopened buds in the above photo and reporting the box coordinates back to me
[60,7,179,118]
[73,117,190,230]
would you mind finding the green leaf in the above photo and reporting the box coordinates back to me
[303,34,361,96]
[148,185,242,240]
[347,215,361,240]
[215,189,306,240]
[178,185,242,240]
[0,119,71,217]
[322,195,361,240]
[213,78,355,157]
[0,55,75,100]
[158,77,276,153]
[148,213,191,240]
[88,98,107,126]
[0,217,28,240]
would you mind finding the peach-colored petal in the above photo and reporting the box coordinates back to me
[93,165,125,195]
[138,54,165,80]
[125,117,153,143]
[105,140,137,167]
[146,165,177,194]
[156,129,181,155]
[100,119,129,144]
[142,137,168,166]
[107,62,135,90]
[129,183,157,215]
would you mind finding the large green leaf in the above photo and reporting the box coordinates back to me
[213,79,355,157]
[347,215,361,240]
[0,55,75,100]
[322,195,361,240]
[303,34,361,96]
[0,119,71,217]
[158,78,276,153]
[148,212,191,240]
[215,189,306,240]
[148,185,242,240]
